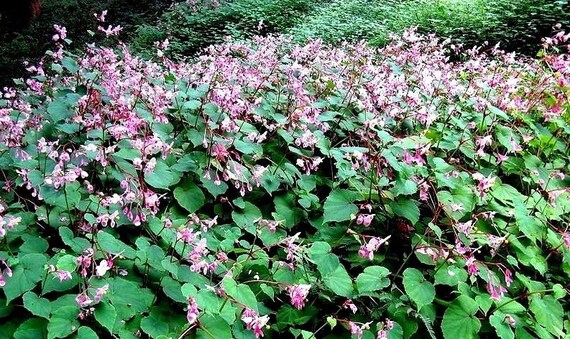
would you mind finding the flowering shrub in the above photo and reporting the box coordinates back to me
[0,25,569,338]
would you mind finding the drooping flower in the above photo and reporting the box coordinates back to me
[241,308,270,338]
[287,284,311,310]
[76,293,93,308]
[342,299,358,314]
[358,235,391,260]
[186,297,199,325]
[486,281,507,301]
[96,259,113,277]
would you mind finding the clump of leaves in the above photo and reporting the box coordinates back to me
[291,0,570,56]
[130,0,327,58]
[0,22,569,338]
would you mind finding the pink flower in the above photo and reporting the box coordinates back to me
[358,236,391,260]
[343,299,358,314]
[349,322,363,339]
[241,308,270,338]
[465,256,478,276]
[94,284,109,302]
[487,281,507,301]
[356,214,375,227]
[55,270,72,281]
[96,259,113,277]
[349,321,371,339]
[76,293,93,308]
[503,269,513,287]
[186,297,199,324]
[288,284,311,310]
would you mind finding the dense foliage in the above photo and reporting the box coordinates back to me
[293,0,570,53]
[131,0,325,58]
[0,0,176,87]
[1,21,570,338]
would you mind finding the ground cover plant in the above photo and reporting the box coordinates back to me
[131,0,327,59]
[291,0,570,55]
[0,0,178,87]
[1,18,570,339]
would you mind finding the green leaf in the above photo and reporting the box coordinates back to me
[97,231,136,259]
[108,278,155,321]
[14,318,48,339]
[173,180,205,213]
[161,277,186,303]
[441,296,481,339]
[19,235,49,254]
[140,307,170,338]
[402,268,435,310]
[23,292,51,319]
[392,178,417,196]
[391,198,420,225]
[273,193,305,228]
[3,253,47,304]
[95,303,117,334]
[232,202,262,232]
[47,306,80,339]
[434,264,468,286]
[56,254,78,272]
[223,277,258,311]
[276,305,317,326]
[529,296,564,337]
[76,326,99,339]
[322,189,359,223]
[489,311,514,339]
[196,314,231,339]
[323,265,353,297]
[144,160,181,189]
[356,266,391,292]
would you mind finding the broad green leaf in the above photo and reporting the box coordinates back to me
[47,306,80,339]
[56,254,78,272]
[161,277,186,303]
[19,235,49,254]
[273,193,305,228]
[322,189,359,223]
[392,178,417,197]
[529,296,564,337]
[434,264,468,286]
[97,231,136,259]
[3,253,47,304]
[14,318,48,339]
[173,180,205,213]
[76,326,99,339]
[489,311,514,339]
[356,266,391,292]
[196,314,231,339]
[95,303,117,334]
[108,278,155,321]
[276,305,318,326]
[23,292,51,319]
[222,277,258,311]
[390,198,420,225]
[232,202,262,232]
[323,265,353,297]
[441,296,481,339]
[144,160,181,189]
[402,268,434,309]
[140,307,170,338]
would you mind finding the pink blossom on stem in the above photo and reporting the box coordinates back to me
[287,284,311,310]
[486,281,507,301]
[186,297,199,324]
[241,308,270,338]
[76,293,93,308]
